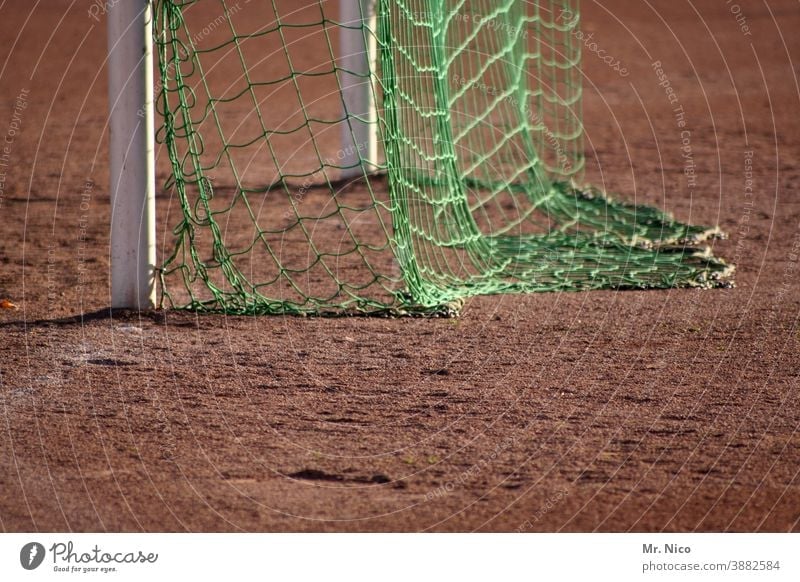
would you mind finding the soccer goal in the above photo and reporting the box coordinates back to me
[107,0,732,315]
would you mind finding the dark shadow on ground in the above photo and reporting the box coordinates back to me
[0,308,169,329]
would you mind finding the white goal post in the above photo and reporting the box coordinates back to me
[107,0,378,309]
[339,0,379,179]
[107,0,156,310]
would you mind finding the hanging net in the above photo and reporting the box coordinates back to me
[153,0,733,316]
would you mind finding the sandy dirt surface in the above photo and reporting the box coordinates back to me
[1,0,799,532]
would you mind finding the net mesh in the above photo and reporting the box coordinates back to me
[154,0,733,316]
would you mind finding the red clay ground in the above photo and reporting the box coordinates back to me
[1,1,799,532]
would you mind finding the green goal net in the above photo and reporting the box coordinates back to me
[154,0,732,316]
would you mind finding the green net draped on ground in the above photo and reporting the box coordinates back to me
[154,0,733,316]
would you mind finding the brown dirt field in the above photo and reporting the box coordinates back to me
[1,0,799,532]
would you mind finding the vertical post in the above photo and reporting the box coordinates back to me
[108,0,156,309]
[339,0,378,180]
